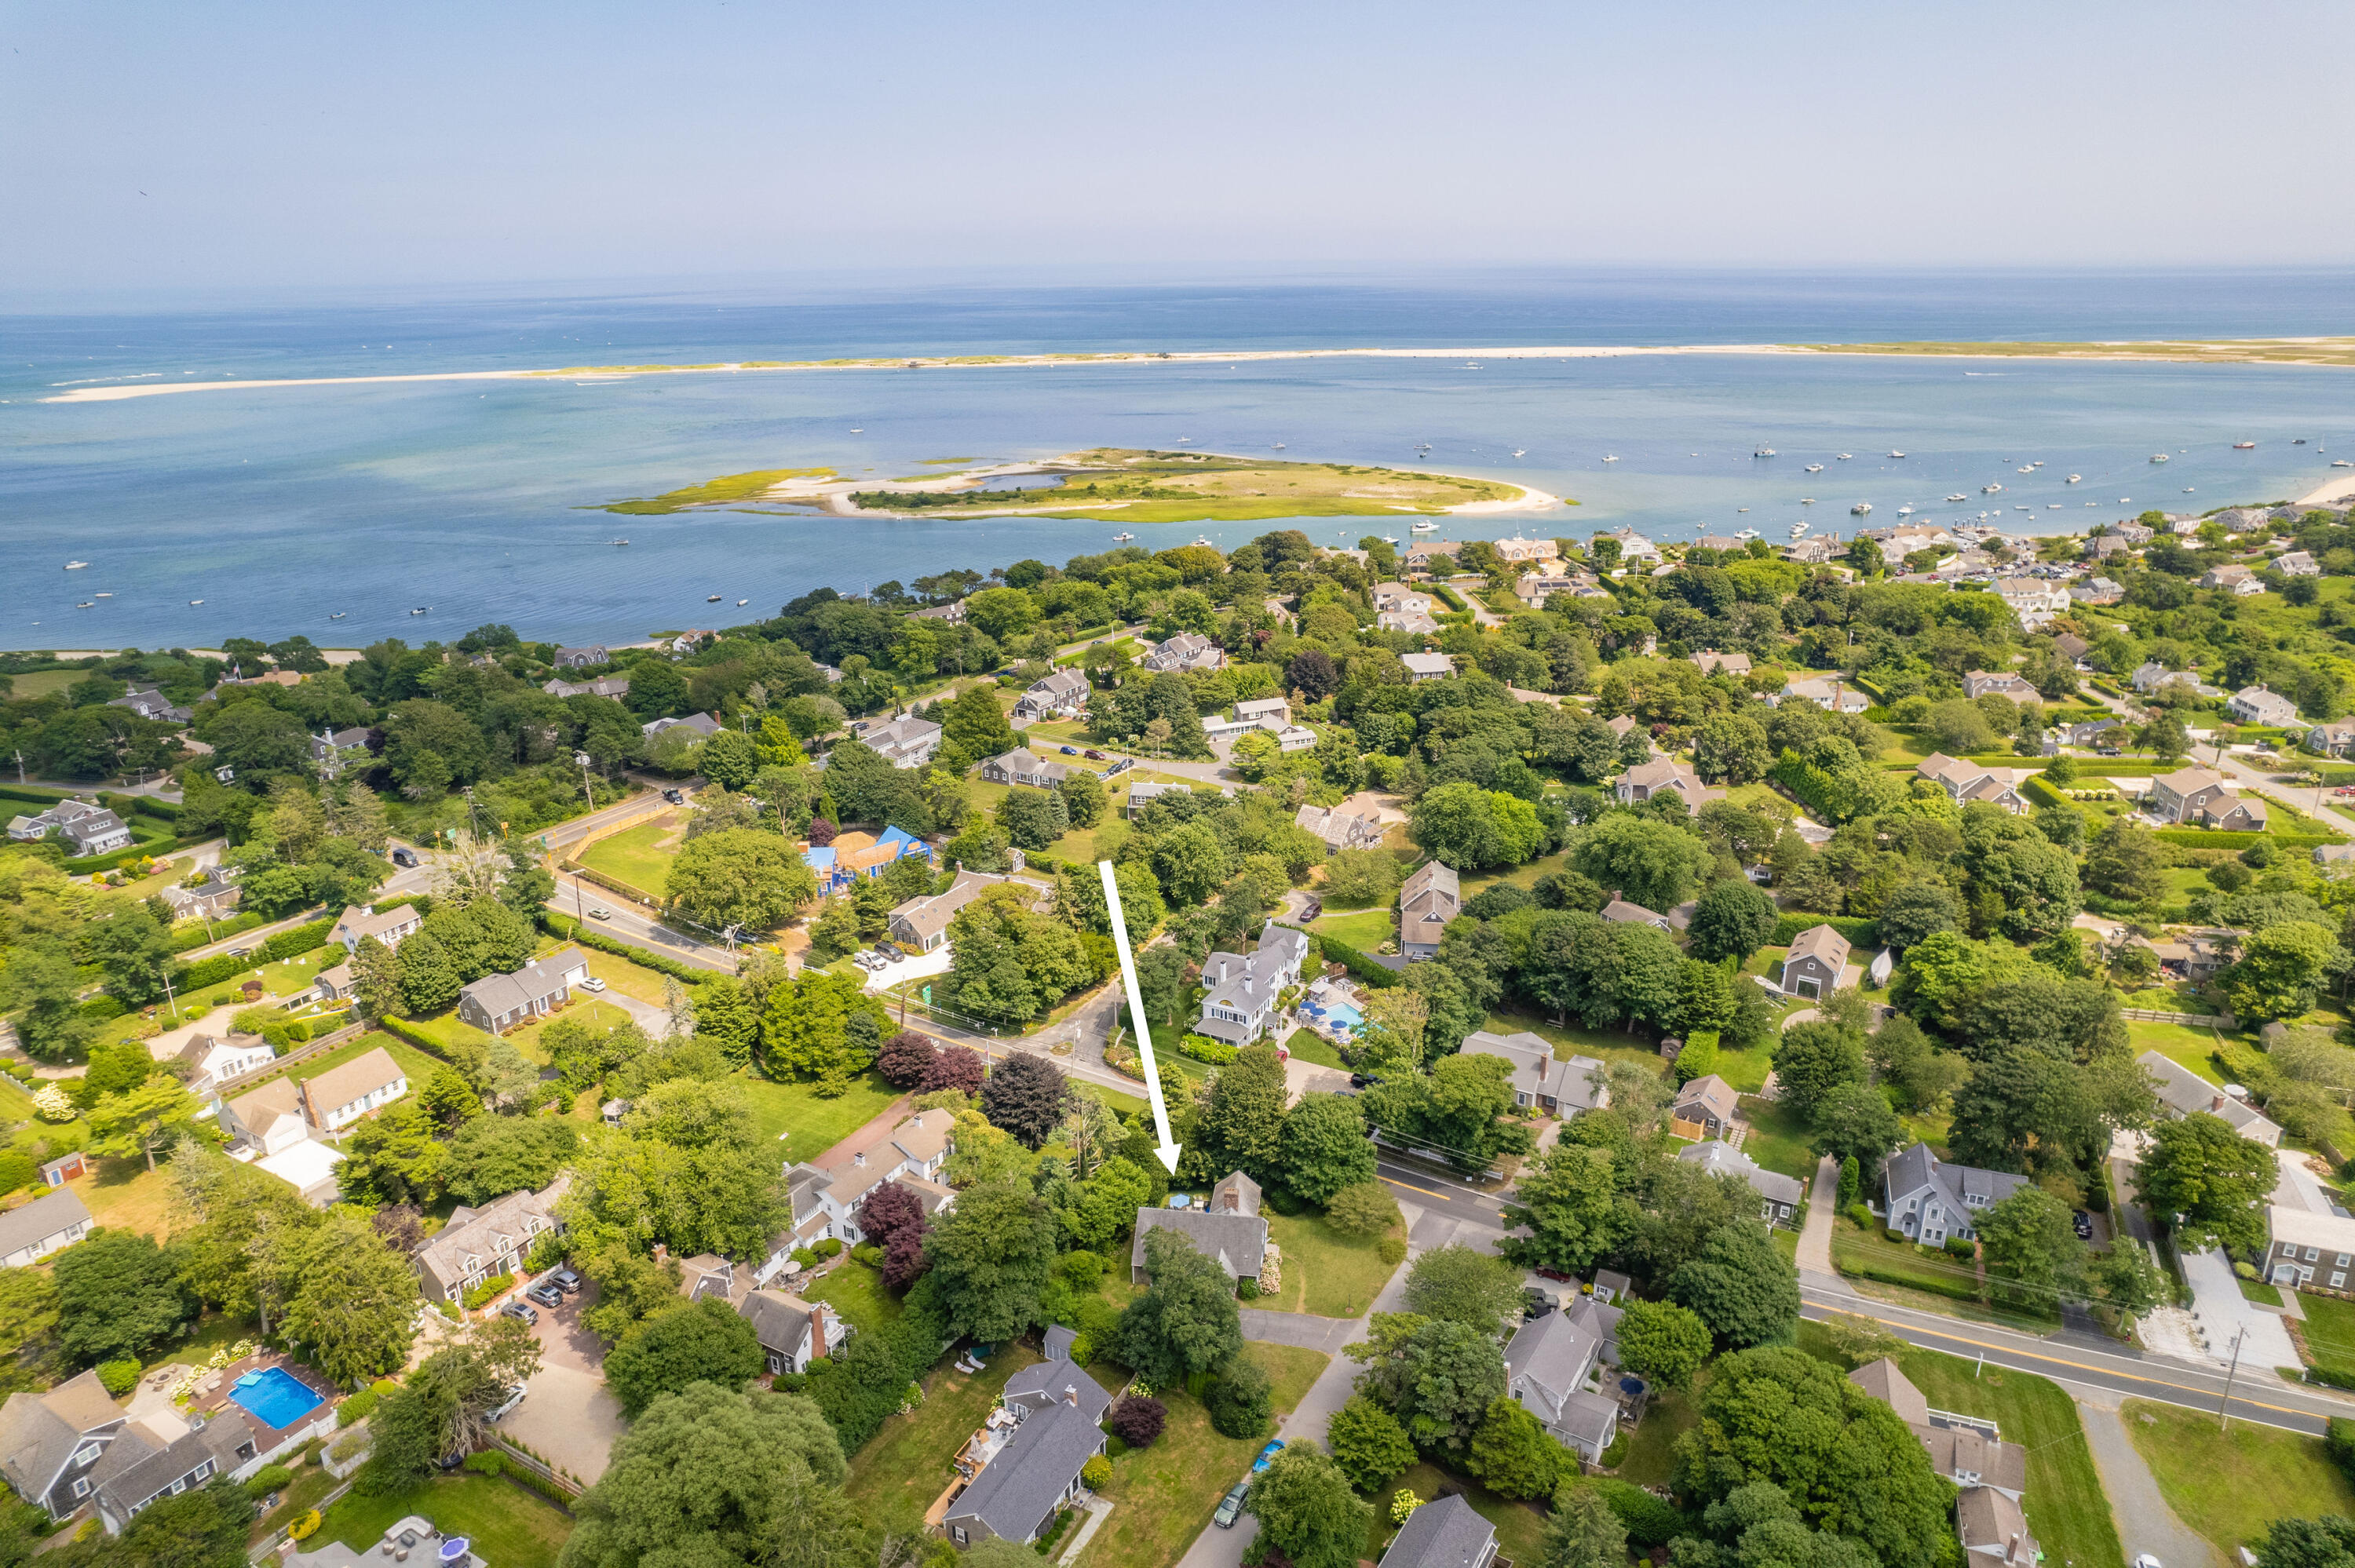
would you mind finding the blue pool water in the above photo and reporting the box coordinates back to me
[1302,1000,1364,1035]
[228,1366,325,1430]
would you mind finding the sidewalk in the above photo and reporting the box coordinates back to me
[1797,1154,1838,1274]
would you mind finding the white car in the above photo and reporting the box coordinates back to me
[580,976,608,993]
[487,1383,527,1423]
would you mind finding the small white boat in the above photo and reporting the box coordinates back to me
[2184,487,2196,494]
[1897,505,1914,515]
[411,607,429,615]
[2234,441,2255,450]
[330,611,346,619]
[2065,474,2081,483]
[1112,531,1136,542]
[2295,439,2309,444]
[1945,493,1967,501]
[2014,505,2033,512]
[1889,450,1906,458]
[1805,463,1824,473]
[1410,520,1439,534]
[93,592,111,598]
[1192,534,1214,546]
[1736,527,1760,540]
[2030,461,2044,468]
[2335,459,2354,468]
[2150,454,2169,463]
[1837,453,1853,460]
[1850,502,1872,515]
[1791,523,1809,536]
[736,599,749,607]
[2048,503,2064,509]
[610,538,630,546]
[2016,466,2035,474]
[1512,449,1525,458]
[1603,455,1619,462]
[1736,508,1749,513]
[188,600,203,606]
[850,428,863,433]
[1983,483,2004,494]
[1800,497,1816,505]
[75,601,93,609]
[706,594,723,603]
[1754,447,1776,458]
[64,561,87,570]
[1272,443,1286,450]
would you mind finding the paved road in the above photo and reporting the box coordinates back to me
[546,872,737,973]
[539,785,664,851]
[1375,1160,1510,1226]
[177,903,327,963]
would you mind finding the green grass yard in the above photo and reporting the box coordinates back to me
[1264,1210,1401,1318]
[288,1031,442,1090]
[843,1346,1042,1539]
[806,1257,904,1335]
[1612,1377,1703,1488]
[2124,1397,2355,1565]
[577,819,678,898]
[1480,1009,1669,1079]
[1083,1342,1328,1568]
[2295,1289,2355,1367]
[1736,1098,1818,1185]
[736,1070,903,1164]
[1309,908,1393,952]
[2127,1020,2231,1082]
[1362,1463,1548,1568]
[316,1475,571,1568]
[1893,1348,2120,1568]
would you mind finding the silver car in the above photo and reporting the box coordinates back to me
[1213,1481,1249,1529]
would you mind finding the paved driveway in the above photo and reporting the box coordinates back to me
[2178,1245,2298,1370]
[500,1282,626,1486]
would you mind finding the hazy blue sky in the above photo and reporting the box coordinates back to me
[7,0,2353,300]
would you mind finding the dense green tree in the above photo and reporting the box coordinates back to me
[53,1230,191,1366]
[942,885,1097,1026]
[1670,1220,1798,1347]
[1244,1442,1372,1568]
[1117,1229,1245,1387]
[2223,921,2350,1024]
[922,1179,1055,1343]
[1466,1397,1574,1500]
[980,1052,1072,1149]
[1541,1482,1630,1568]
[87,906,177,1007]
[1672,1347,1958,1568]
[1572,813,1712,911]
[282,1209,418,1387]
[699,729,760,792]
[1356,1315,1506,1453]
[1806,1080,1904,1175]
[1411,782,1546,870]
[760,968,888,1085]
[1327,1395,1418,1490]
[2253,1513,2355,1568]
[1279,1092,1377,1206]
[1500,1144,1626,1274]
[1973,1184,2086,1312]
[84,1078,200,1172]
[1769,1019,1866,1118]
[2083,817,2170,903]
[336,1099,447,1205]
[604,1299,766,1418]
[996,786,1070,851]
[1875,881,1960,953]
[559,1383,859,1568]
[937,684,1020,771]
[1195,1042,1289,1187]
[1207,1351,1272,1438]
[1686,879,1777,963]
[1404,1245,1526,1337]
[1614,1298,1714,1389]
[71,1479,257,1568]
[394,932,462,1015]
[2138,1110,2279,1253]
[667,828,819,933]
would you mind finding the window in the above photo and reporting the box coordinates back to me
[2339,1254,2350,1268]
[72,1442,100,1467]
[952,1530,968,1547]
[2336,1273,2348,1289]
[71,1479,89,1500]
[192,1461,212,1482]
[2309,1247,2322,1262]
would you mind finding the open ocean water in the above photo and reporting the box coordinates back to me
[7,268,2355,649]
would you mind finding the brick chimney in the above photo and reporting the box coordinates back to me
[652,1242,669,1268]
[2004,1534,2021,1566]
[807,1302,832,1363]
[1063,1384,1077,1407]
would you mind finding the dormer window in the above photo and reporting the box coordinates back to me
[71,1442,100,1468]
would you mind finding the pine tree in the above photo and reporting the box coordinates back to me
[394,933,461,1015]
[351,936,402,1022]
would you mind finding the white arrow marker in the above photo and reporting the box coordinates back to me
[1100,859,1181,1175]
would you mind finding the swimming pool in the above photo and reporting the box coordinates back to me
[1301,999,1364,1036]
[227,1366,326,1430]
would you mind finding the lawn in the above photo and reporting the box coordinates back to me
[735,1070,902,1165]
[578,819,678,899]
[506,998,641,1066]
[1736,1098,1819,1186]
[396,1010,499,1058]
[1894,1348,2121,1568]
[316,1475,573,1568]
[568,947,677,1006]
[2127,1021,2232,1081]
[1363,1462,1549,1568]
[1283,1031,1347,1070]
[806,1257,904,1335]
[176,945,348,1013]
[2123,1396,2355,1564]
[2241,1278,2285,1307]
[1480,1010,1669,1079]
[844,1346,1042,1540]
[1308,908,1393,952]
[287,1031,442,1089]
[1084,1342,1328,1568]
[1613,1377,1703,1488]
[2295,1289,2355,1367]
[78,1157,181,1238]
[1265,1210,1402,1318]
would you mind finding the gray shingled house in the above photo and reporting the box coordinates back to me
[940,1331,1112,1548]
[1130,1172,1269,1285]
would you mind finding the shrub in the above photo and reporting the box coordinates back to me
[790,1247,819,1268]
[462,1272,516,1309]
[243,1464,295,1499]
[1206,1357,1272,1439]
[1178,1034,1238,1065]
[462,1451,506,1477]
[329,1432,368,1464]
[1327,1180,1401,1237]
[1590,1479,1685,1547]
[1236,1278,1261,1300]
[815,1238,843,1258]
[2330,1416,2355,1479]
[1107,1395,1167,1449]
[1391,1490,1422,1525]
[2309,1365,2355,1392]
[853,1243,885,1267]
[1080,1455,1112,1490]
[336,1389,378,1428]
[1942,1238,1976,1261]
[288,1511,323,1543]
[95,1360,141,1396]
[1599,1433,1628,1467]
[1377,1236,1407,1266]
[2234,1260,2258,1280]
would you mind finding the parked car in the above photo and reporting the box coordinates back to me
[1083,749,1107,760]
[662,788,686,804]
[1060,746,1079,756]
[487,1384,527,1423]
[1521,1286,1558,1319]
[1252,1440,1285,1473]
[225,946,251,959]
[1214,1481,1249,1529]
[2072,1210,2094,1239]
[580,976,608,993]
[587,906,613,921]
[550,1267,582,1295]
[389,846,419,867]
[1349,1073,1375,1089]
[526,1281,564,1309]
[869,946,901,965]
[1301,899,1324,921]
[500,1300,539,1326]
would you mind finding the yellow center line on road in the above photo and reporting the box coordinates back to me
[1802,1293,2325,1422]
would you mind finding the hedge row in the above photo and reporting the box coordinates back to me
[175,917,335,990]
[374,1016,461,1063]
[1838,1256,1982,1304]
[1304,930,1404,990]
[1769,913,1879,950]
[2157,827,2342,851]
[538,911,715,986]
[556,859,659,904]
[170,910,268,954]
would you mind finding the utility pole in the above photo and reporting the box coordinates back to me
[2218,1325,2246,1431]
[575,750,597,814]
[160,967,181,1026]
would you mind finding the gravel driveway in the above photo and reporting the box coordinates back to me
[499,1282,626,1486]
